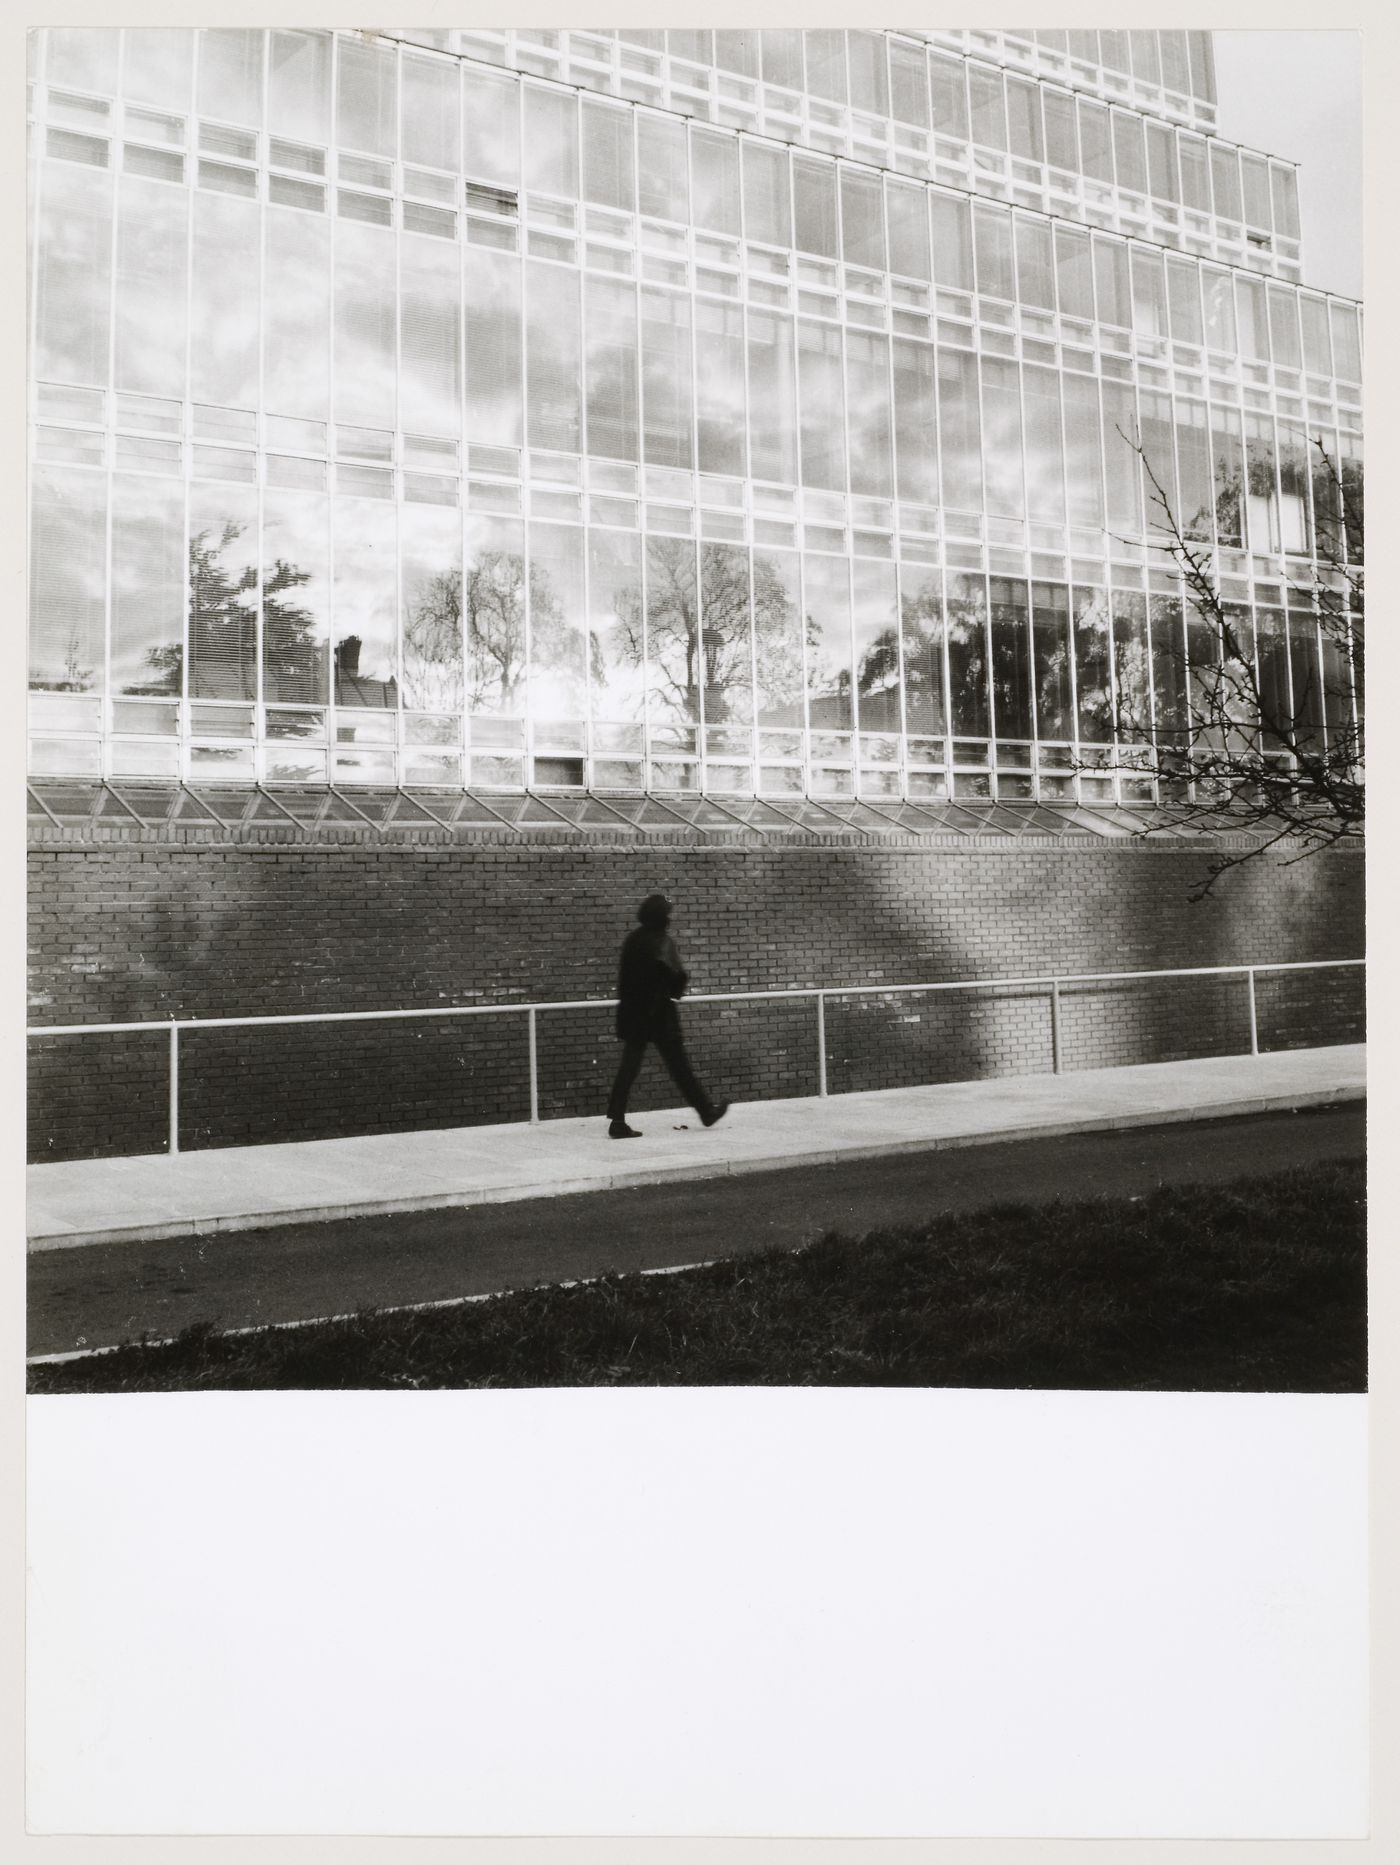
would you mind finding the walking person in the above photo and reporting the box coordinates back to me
[606,894,729,1140]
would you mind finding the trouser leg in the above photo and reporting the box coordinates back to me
[653,1026,712,1119]
[607,1039,648,1121]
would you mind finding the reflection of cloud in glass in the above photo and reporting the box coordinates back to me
[37,166,113,388]
[29,467,107,691]
[115,177,188,400]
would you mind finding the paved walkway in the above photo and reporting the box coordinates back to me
[28,1045,1364,1252]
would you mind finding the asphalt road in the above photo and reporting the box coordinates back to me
[28,1103,1365,1359]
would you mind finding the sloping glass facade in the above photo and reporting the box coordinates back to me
[27,28,1362,804]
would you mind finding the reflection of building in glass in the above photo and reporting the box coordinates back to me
[28,27,1362,804]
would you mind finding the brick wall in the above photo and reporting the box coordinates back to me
[27,837,1364,1160]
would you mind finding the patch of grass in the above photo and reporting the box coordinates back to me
[28,1160,1365,1394]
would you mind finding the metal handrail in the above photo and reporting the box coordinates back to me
[28,958,1364,1156]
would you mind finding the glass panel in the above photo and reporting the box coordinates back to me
[700,542,754,734]
[889,41,929,129]
[1240,153,1271,230]
[1043,90,1077,171]
[1253,607,1289,751]
[1278,422,1310,554]
[929,55,968,140]
[1078,101,1113,185]
[640,288,693,470]
[1092,237,1130,329]
[892,339,937,505]
[1309,424,1342,560]
[29,467,107,693]
[584,275,638,464]
[526,258,581,453]
[990,577,1033,741]
[946,572,990,739]
[1150,594,1187,753]
[36,162,113,387]
[1073,585,1112,743]
[797,321,845,492]
[188,483,258,699]
[261,490,329,705]
[1111,589,1150,741]
[1176,399,1213,543]
[1130,250,1167,340]
[1112,112,1146,194]
[400,231,461,438]
[402,51,458,173]
[190,191,258,408]
[1022,366,1065,526]
[967,66,1006,150]
[123,30,194,111]
[1267,285,1302,371]
[852,558,900,734]
[523,86,577,197]
[1329,304,1361,381]
[588,528,646,725]
[1211,407,1245,548]
[886,179,930,282]
[337,38,396,156]
[752,548,804,729]
[1300,298,1332,375]
[645,535,700,731]
[1138,390,1178,532]
[900,565,944,737]
[465,515,526,714]
[714,31,759,79]
[803,553,852,732]
[980,358,1023,520]
[582,99,634,213]
[636,116,688,223]
[462,69,519,189]
[1166,258,1202,345]
[1031,582,1072,741]
[198,28,264,128]
[930,194,973,293]
[1014,218,1054,312]
[1062,374,1104,527]
[1054,225,1093,320]
[805,31,847,106]
[268,29,330,143]
[938,349,982,513]
[464,248,522,447]
[1147,122,1178,202]
[1101,380,1142,535]
[333,496,398,706]
[759,30,804,91]
[333,218,394,429]
[747,310,796,487]
[974,205,1013,301]
[1201,268,1236,353]
[840,170,883,272]
[1006,78,1042,163]
[111,475,183,695]
[527,520,586,726]
[695,300,746,479]
[793,158,837,259]
[847,31,889,116]
[1236,275,1268,363]
[1245,414,1280,554]
[401,502,463,711]
[845,330,891,499]
[692,129,741,238]
[1178,136,1209,213]
[1209,143,1241,221]
[1271,165,1301,242]
[743,142,790,249]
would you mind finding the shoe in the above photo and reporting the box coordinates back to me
[608,1119,642,1139]
[700,1102,730,1128]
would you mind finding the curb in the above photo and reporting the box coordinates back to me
[25,1084,1364,1254]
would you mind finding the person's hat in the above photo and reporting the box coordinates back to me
[637,893,672,926]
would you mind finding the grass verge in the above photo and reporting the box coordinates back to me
[28,1159,1364,1394]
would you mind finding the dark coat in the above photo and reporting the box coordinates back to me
[615,925,689,1042]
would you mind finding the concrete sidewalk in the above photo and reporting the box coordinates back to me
[28,1044,1365,1252]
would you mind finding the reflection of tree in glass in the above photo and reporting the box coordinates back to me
[262,556,325,704]
[404,567,463,713]
[160,522,255,697]
[900,578,943,735]
[58,629,97,694]
[464,552,522,711]
[945,582,990,735]
[1213,452,1244,546]
[751,556,804,725]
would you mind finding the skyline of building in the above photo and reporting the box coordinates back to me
[27,27,1363,810]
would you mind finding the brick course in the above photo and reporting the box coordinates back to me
[27,837,1364,1160]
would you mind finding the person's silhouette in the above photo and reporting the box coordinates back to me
[605,894,729,1140]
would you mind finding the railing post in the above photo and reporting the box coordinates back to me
[527,1007,540,1123]
[1246,968,1259,1056]
[1050,979,1062,1076]
[168,1023,180,1156]
[816,992,828,1098]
